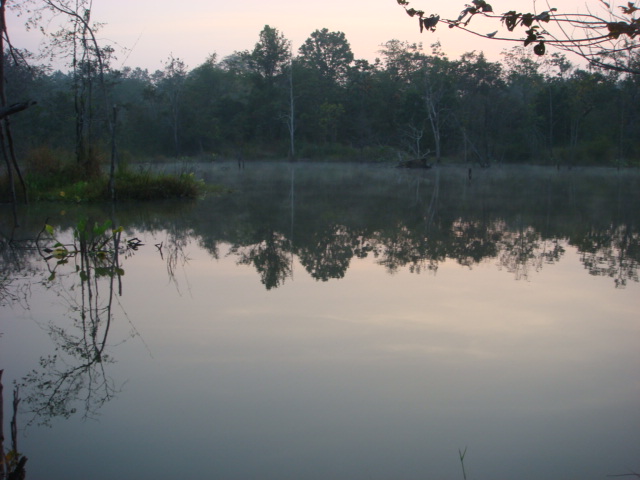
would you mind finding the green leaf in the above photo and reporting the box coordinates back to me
[53,247,69,258]
[45,224,55,235]
[93,220,109,236]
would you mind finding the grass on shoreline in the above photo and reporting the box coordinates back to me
[1,163,215,203]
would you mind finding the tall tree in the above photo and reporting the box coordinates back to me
[378,39,423,83]
[18,0,116,175]
[343,59,380,150]
[420,43,456,163]
[157,55,187,157]
[250,25,291,82]
[298,28,354,84]
[247,26,292,151]
[563,69,614,165]
[180,55,223,154]
[454,51,505,164]
[377,40,428,153]
[500,46,546,161]
[284,55,297,158]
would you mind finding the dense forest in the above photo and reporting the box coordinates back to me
[5,24,640,167]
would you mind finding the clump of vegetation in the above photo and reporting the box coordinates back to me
[0,147,207,203]
[109,169,205,201]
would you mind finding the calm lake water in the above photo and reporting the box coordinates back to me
[1,162,639,480]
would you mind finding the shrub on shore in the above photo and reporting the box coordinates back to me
[0,152,207,203]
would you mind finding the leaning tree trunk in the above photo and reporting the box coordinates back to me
[0,0,31,225]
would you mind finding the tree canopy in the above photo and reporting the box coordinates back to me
[298,28,354,83]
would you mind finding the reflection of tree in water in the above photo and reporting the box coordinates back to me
[223,216,635,289]
[572,225,640,288]
[186,165,640,289]
[450,219,501,268]
[370,218,564,278]
[0,233,38,309]
[157,229,197,295]
[374,224,440,274]
[496,223,565,280]
[19,221,139,425]
[230,231,292,290]
[297,225,364,281]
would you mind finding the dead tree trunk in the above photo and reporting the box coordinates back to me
[0,1,33,226]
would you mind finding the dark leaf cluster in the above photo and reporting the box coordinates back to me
[395,0,640,69]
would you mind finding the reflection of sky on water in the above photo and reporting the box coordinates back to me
[3,233,638,480]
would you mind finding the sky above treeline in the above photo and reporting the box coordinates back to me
[7,0,610,72]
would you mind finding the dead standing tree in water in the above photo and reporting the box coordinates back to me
[397,124,432,168]
[0,370,28,480]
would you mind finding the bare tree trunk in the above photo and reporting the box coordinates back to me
[569,117,580,167]
[3,114,28,203]
[287,59,296,159]
[1,369,5,480]
[172,96,179,157]
[0,129,18,225]
[426,99,441,162]
[109,105,118,200]
[548,86,555,161]
[11,387,19,459]
[423,70,443,163]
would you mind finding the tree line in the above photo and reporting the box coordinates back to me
[5,24,640,167]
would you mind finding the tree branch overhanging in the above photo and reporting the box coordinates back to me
[395,0,640,74]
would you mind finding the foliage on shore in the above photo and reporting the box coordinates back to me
[6,29,640,169]
[0,150,209,203]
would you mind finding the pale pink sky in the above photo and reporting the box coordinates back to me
[7,0,612,72]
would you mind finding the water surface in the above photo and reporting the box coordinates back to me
[1,163,639,480]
